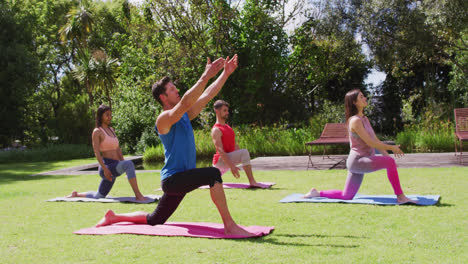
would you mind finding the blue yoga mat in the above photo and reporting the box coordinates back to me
[279,193,440,206]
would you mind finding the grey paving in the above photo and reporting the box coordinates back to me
[31,156,156,176]
[251,152,466,171]
[33,152,466,176]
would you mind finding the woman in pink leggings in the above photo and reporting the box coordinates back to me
[304,89,416,204]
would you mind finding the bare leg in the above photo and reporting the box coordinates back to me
[117,160,146,201]
[243,165,261,187]
[128,177,147,201]
[96,210,148,227]
[397,194,418,204]
[66,191,87,198]
[209,182,253,236]
[303,188,320,198]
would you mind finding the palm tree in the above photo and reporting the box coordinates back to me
[72,49,96,107]
[59,3,93,58]
[61,3,118,109]
[91,50,120,108]
[72,49,119,108]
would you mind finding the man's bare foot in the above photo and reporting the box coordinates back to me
[303,188,320,198]
[66,191,78,198]
[224,223,254,237]
[96,210,116,227]
[397,194,418,204]
[249,182,263,188]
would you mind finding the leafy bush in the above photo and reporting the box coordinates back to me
[308,99,346,139]
[135,126,160,154]
[396,120,454,153]
[395,129,416,152]
[112,82,160,154]
[142,144,164,163]
[143,124,349,163]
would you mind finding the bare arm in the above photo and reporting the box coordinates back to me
[350,117,404,158]
[92,129,113,181]
[156,57,225,134]
[188,55,238,120]
[211,127,240,178]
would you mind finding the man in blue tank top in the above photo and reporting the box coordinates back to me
[95,55,254,236]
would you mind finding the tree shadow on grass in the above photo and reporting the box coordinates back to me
[256,238,359,248]
[235,232,364,248]
[0,162,78,185]
[435,203,454,207]
[274,233,367,239]
[238,237,360,248]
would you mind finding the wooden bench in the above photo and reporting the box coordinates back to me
[305,123,349,169]
[454,108,468,165]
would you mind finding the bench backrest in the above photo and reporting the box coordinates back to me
[454,108,468,133]
[320,123,348,138]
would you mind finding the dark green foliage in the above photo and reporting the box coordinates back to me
[396,120,454,153]
[111,81,159,153]
[0,144,93,163]
[135,126,160,154]
[224,0,290,125]
[352,0,468,133]
[287,16,371,119]
[447,31,468,108]
[0,1,40,147]
[2,0,466,158]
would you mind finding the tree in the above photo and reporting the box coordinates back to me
[91,50,120,108]
[225,0,290,125]
[447,30,468,108]
[72,49,97,108]
[285,2,371,120]
[0,0,39,147]
[59,2,94,58]
[27,0,76,134]
[354,0,467,119]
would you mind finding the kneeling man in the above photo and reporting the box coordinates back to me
[211,100,261,188]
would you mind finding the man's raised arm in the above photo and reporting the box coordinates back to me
[187,55,238,120]
[156,57,225,134]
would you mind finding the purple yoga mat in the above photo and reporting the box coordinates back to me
[74,222,274,239]
[199,182,276,189]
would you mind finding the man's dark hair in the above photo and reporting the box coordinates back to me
[213,99,229,110]
[152,76,171,106]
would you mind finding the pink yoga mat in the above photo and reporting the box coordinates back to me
[74,222,274,239]
[199,182,276,189]
[155,182,276,192]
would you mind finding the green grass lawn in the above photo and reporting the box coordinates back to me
[0,160,467,263]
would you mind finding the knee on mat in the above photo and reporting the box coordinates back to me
[88,192,106,199]
[342,195,355,200]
